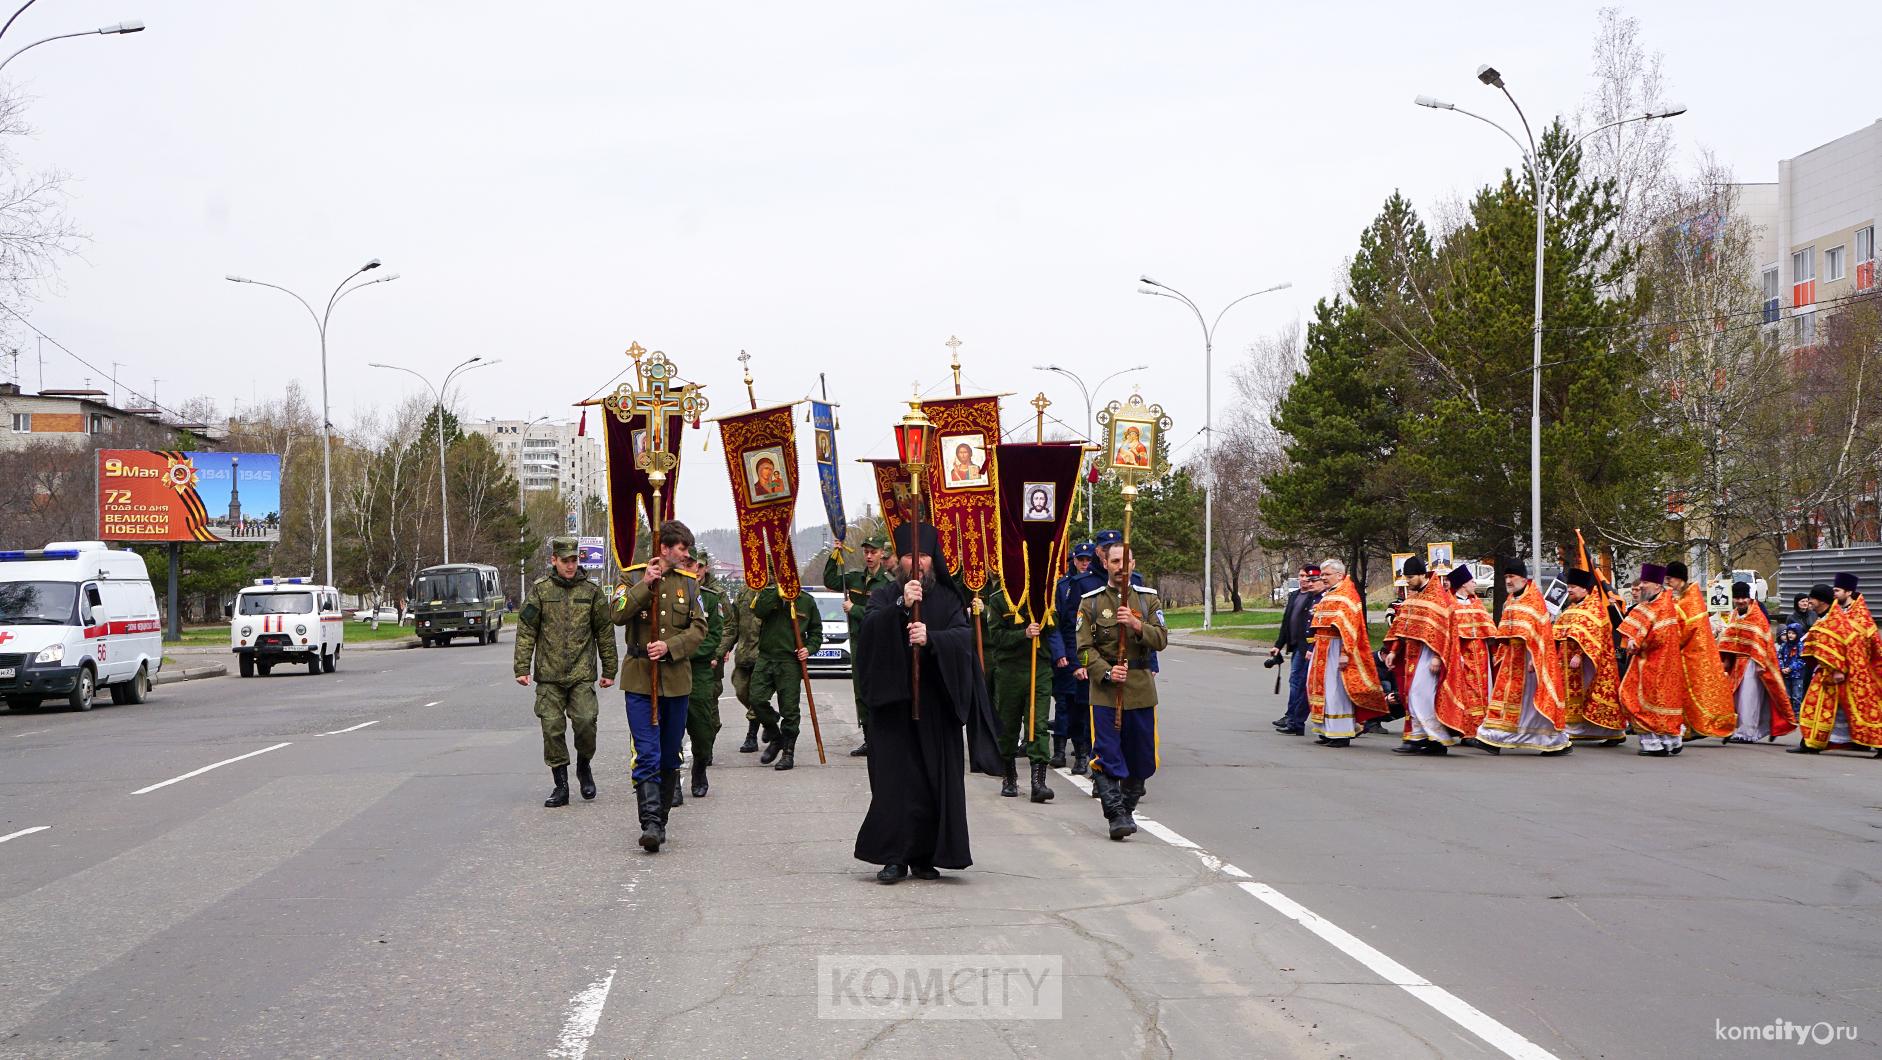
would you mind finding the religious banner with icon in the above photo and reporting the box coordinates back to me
[717,402,804,597]
[994,442,1084,624]
[866,458,927,544]
[919,394,1002,591]
[602,408,685,567]
[809,400,845,543]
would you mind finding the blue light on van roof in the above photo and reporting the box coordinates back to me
[0,548,78,561]
[42,550,78,559]
[256,577,310,585]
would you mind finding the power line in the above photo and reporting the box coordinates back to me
[0,302,190,420]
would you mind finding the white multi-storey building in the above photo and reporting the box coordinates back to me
[1739,119,1880,347]
[466,419,607,503]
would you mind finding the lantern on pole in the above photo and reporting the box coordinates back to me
[894,393,936,718]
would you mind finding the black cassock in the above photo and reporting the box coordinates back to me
[852,576,1003,870]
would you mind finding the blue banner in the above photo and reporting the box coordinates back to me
[810,400,845,542]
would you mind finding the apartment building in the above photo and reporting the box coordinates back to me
[1742,119,1880,348]
[0,384,127,450]
[465,418,607,503]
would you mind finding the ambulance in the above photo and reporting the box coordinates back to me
[0,541,162,711]
[231,578,345,677]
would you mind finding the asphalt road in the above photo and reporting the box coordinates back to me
[0,637,1875,1058]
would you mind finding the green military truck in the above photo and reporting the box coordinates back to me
[410,563,506,647]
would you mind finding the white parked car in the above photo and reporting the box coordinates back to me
[0,541,161,711]
[233,578,345,677]
[353,606,400,624]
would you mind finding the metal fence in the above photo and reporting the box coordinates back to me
[1776,545,1882,623]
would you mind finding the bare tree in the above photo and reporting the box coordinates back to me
[1209,321,1301,609]
[0,91,81,337]
[1581,7,1678,275]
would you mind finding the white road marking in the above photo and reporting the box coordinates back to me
[9,728,50,738]
[550,966,616,1059]
[131,743,293,795]
[0,825,50,844]
[322,720,380,736]
[424,701,441,707]
[1052,765,1558,1060]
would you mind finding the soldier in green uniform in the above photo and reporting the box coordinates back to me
[823,534,893,756]
[513,536,618,808]
[611,520,710,853]
[1076,541,1169,840]
[982,573,1056,803]
[684,551,727,798]
[728,584,769,753]
[748,580,824,771]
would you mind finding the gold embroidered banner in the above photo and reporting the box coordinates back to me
[867,458,928,545]
[920,394,1002,591]
[601,407,684,567]
[994,441,1083,624]
[716,403,803,598]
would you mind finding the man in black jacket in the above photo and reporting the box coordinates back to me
[1269,564,1324,735]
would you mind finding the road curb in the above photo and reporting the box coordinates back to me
[154,662,228,686]
[1167,635,1265,657]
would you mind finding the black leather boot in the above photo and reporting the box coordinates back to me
[657,771,679,838]
[774,739,795,771]
[691,758,709,798]
[575,758,597,800]
[738,720,760,753]
[1050,737,1067,768]
[1071,742,1090,777]
[760,735,783,765]
[1094,774,1135,840]
[544,765,569,808]
[636,779,664,852]
[1029,761,1055,803]
[849,739,869,757]
[1000,758,1019,797]
[1121,777,1145,816]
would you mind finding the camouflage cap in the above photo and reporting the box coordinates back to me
[550,536,580,560]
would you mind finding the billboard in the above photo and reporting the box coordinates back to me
[97,450,283,543]
[577,536,606,571]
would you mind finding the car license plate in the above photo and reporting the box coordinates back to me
[813,649,842,660]
[0,667,13,679]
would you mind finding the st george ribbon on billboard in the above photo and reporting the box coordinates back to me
[96,450,284,543]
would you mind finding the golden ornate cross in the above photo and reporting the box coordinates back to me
[946,335,962,395]
[1031,391,1050,443]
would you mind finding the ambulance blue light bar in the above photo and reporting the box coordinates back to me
[255,577,311,585]
[0,548,80,561]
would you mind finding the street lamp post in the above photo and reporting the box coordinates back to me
[516,414,550,602]
[1032,363,1148,537]
[368,357,499,564]
[1136,278,1290,630]
[227,261,397,587]
[0,19,142,75]
[1417,69,1685,570]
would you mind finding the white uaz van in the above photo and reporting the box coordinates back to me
[0,541,162,711]
[231,578,344,677]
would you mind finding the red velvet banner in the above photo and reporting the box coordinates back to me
[601,406,684,568]
[919,395,1002,591]
[994,442,1083,624]
[716,403,802,598]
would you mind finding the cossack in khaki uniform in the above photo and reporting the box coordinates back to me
[513,569,619,769]
[1076,583,1168,708]
[611,565,710,694]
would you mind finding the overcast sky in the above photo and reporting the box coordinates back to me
[11,1,1877,535]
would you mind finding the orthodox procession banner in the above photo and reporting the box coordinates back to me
[97,450,282,543]
[993,442,1083,624]
[601,407,684,567]
[717,402,804,598]
[866,458,927,543]
[919,394,1002,591]
[809,400,845,543]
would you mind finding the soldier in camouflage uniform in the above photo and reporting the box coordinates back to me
[612,520,709,853]
[822,534,893,756]
[685,552,727,798]
[728,584,769,753]
[981,572,1056,804]
[748,581,823,771]
[513,536,618,808]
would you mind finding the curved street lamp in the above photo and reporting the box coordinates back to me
[0,19,143,76]
[1032,362,1148,537]
[227,261,397,587]
[1137,278,1290,630]
[1416,67,1685,571]
[369,356,501,564]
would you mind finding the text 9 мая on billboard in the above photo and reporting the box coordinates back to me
[96,450,283,543]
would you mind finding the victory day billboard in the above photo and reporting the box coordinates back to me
[96,450,283,543]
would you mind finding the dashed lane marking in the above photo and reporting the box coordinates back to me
[0,825,50,844]
[131,743,294,796]
[1053,766,1559,1060]
[322,720,381,736]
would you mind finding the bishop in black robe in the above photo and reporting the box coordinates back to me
[853,522,1002,881]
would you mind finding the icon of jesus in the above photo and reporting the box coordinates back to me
[948,442,981,483]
